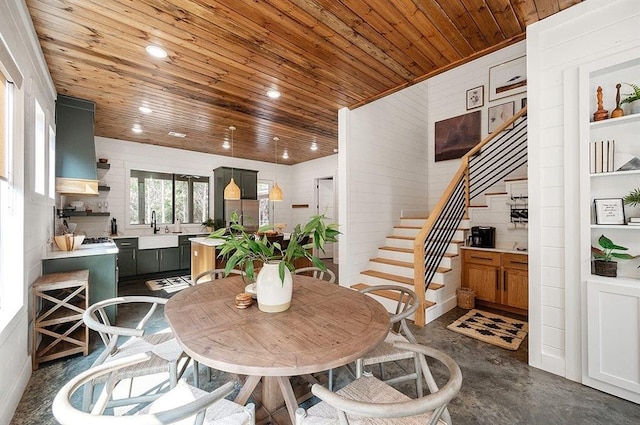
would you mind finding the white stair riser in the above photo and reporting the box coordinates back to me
[368,262,414,278]
[385,238,414,249]
[400,218,427,227]
[393,227,421,238]
[424,295,458,325]
[378,249,414,262]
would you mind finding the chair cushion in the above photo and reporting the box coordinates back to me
[140,380,251,425]
[361,332,414,365]
[98,333,184,381]
[303,376,443,425]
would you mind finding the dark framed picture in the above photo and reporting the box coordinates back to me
[521,97,527,109]
[594,198,625,225]
[489,56,527,101]
[488,101,515,133]
[434,111,481,162]
[466,86,484,110]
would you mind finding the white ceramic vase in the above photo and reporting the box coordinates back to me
[255,261,293,313]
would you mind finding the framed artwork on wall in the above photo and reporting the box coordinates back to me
[489,56,527,101]
[434,110,481,162]
[466,86,484,110]
[488,101,515,133]
[594,198,625,225]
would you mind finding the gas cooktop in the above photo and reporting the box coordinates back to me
[82,237,112,244]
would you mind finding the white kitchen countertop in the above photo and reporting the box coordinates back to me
[460,245,528,255]
[43,241,119,260]
[189,237,225,246]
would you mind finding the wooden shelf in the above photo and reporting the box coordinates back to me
[590,169,640,178]
[589,113,640,129]
[32,270,89,369]
[591,224,640,229]
[58,209,110,217]
[98,185,110,191]
[96,162,111,169]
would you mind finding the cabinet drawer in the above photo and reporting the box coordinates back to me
[463,249,501,266]
[502,253,528,270]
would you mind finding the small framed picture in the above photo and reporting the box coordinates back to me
[594,198,625,225]
[466,86,484,110]
[488,101,515,133]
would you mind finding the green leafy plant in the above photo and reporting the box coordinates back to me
[211,212,340,283]
[623,188,640,207]
[620,82,640,105]
[591,234,636,262]
[202,217,215,228]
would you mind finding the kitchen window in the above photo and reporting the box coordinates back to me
[129,169,209,225]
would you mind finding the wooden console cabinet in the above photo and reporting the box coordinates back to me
[461,248,528,314]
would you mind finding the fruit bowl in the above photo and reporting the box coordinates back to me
[54,234,85,251]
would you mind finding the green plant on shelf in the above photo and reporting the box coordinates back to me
[591,234,636,263]
[623,188,640,207]
[620,82,640,105]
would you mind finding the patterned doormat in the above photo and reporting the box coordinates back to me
[447,309,528,350]
[145,275,192,293]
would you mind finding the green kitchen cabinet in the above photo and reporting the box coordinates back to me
[213,167,258,227]
[55,95,97,181]
[160,247,180,272]
[114,238,137,278]
[42,254,117,323]
[137,247,180,274]
[137,249,160,274]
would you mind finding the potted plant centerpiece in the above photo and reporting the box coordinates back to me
[620,82,640,114]
[211,212,339,312]
[591,234,637,277]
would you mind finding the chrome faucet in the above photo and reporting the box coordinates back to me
[151,210,159,234]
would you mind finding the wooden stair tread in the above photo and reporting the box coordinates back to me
[429,283,444,290]
[468,205,488,208]
[401,216,428,220]
[484,192,508,196]
[504,176,528,182]
[371,258,413,268]
[393,226,422,229]
[361,270,413,285]
[380,246,413,253]
[387,235,414,240]
[352,284,437,309]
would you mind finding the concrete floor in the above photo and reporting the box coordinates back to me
[10,269,640,425]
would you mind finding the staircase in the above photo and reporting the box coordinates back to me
[352,216,464,321]
[351,107,528,326]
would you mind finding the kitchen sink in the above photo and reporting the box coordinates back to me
[138,234,179,250]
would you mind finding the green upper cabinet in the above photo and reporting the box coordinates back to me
[213,167,258,227]
[55,95,97,181]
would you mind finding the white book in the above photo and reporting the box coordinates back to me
[608,140,615,173]
[629,217,640,223]
[590,142,596,174]
[595,140,603,173]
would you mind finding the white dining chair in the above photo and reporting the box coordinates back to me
[294,266,336,283]
[356,285,423,397]
[52,352,255,425]
[82,296,190,409]
[295,342,462,425]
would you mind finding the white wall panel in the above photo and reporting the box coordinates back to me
[527,0,640,381]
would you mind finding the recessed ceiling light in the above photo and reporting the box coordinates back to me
[222,141,230,149]
[145,45,167,59]
[168,131,186,138]
[310,142,318,151]
[267,89,281,99]
[282,150,289,160]
[138,106,152,114]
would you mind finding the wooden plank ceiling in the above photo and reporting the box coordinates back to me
[26,0,581,165]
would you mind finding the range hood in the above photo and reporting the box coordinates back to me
[55,95,99,195]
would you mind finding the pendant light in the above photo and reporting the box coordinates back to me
[269,136,284,201]
[224,125,241,200]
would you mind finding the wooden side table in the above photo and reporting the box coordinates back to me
[32,269,89,369]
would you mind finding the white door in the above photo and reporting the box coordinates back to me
[316,177,335,260]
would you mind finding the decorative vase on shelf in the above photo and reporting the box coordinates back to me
[255,261,293,313]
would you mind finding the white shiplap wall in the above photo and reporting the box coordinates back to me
[527,0,640,380]
[67,137,294,237]
[289,155,338,228]
[426,41,527,209]
[1,0,57,422]
[340,85,430,287]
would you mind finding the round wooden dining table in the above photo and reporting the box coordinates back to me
[164,274,390,424]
